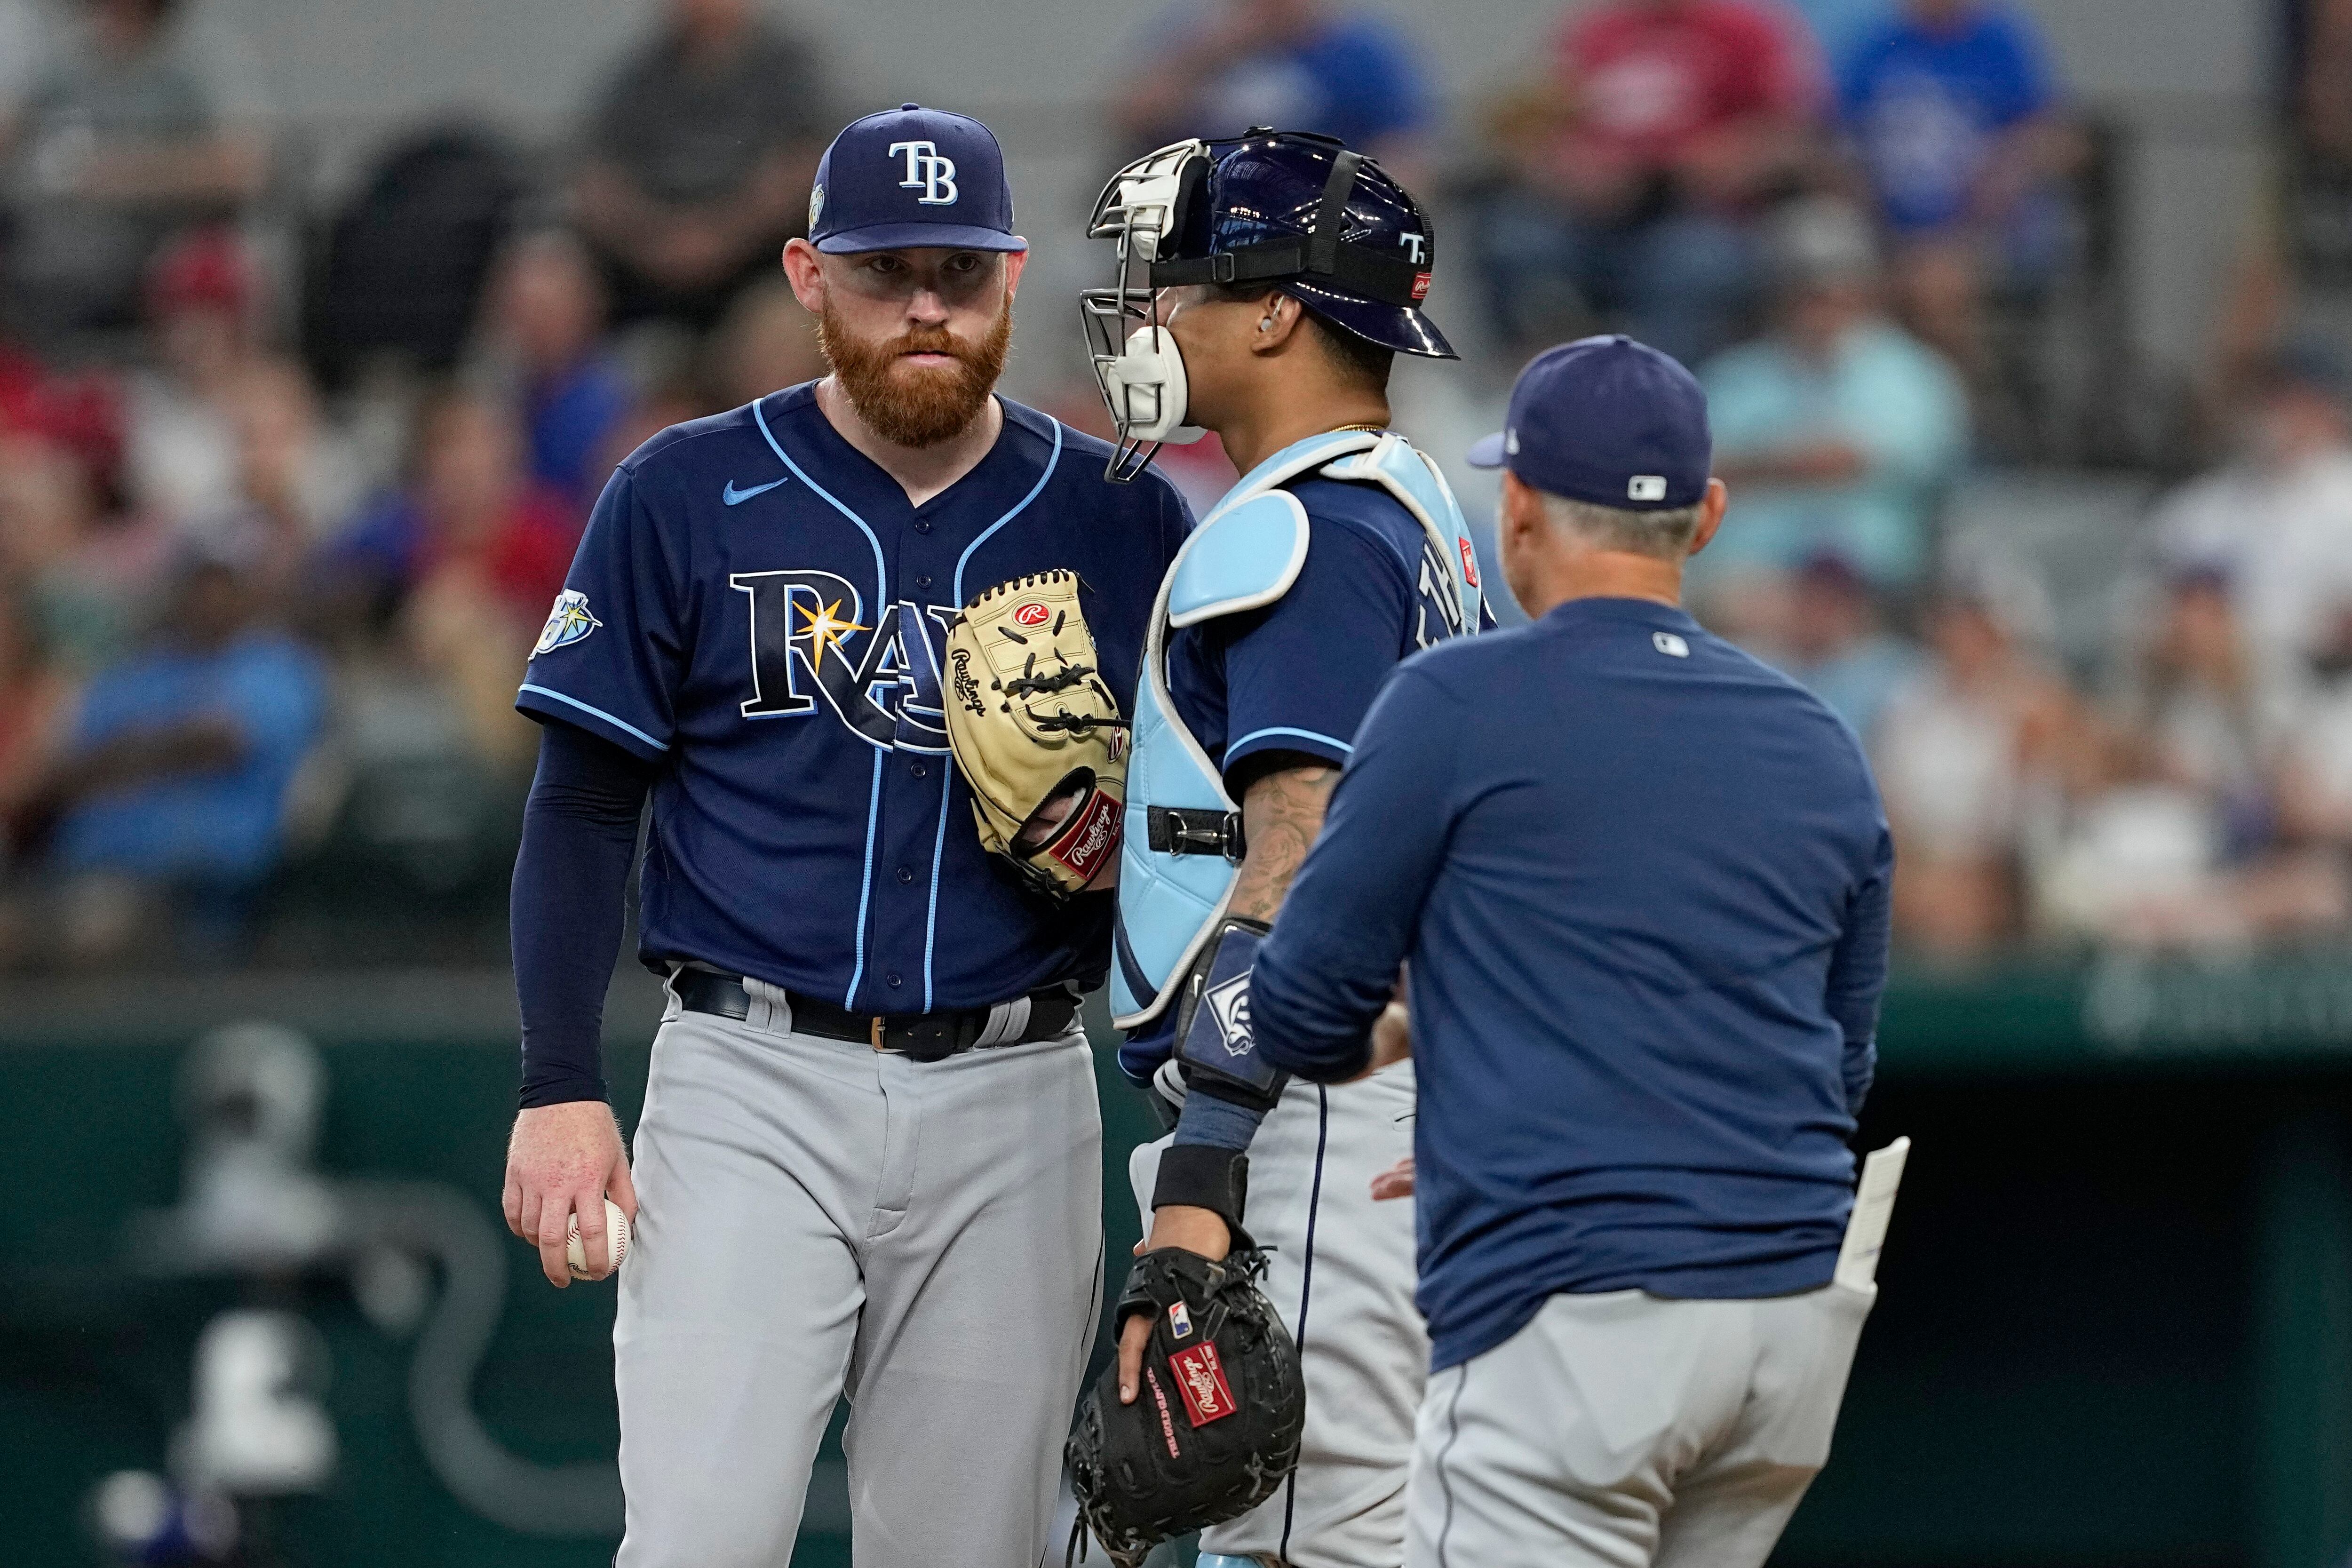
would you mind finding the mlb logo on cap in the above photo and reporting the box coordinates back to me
[809,104,1026,256]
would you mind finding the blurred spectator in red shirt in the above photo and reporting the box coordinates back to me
[1115,0,1435,186]
[572,0,831,334]
[1470,0,1824,366]
[0,0,270,345]
[479,230,635,523]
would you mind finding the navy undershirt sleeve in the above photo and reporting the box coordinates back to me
[513,719,656,1108]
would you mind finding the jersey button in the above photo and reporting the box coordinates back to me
[885,971,904,988]
[910,761,928,779]
[913,519,933,534]
[895,865,915,884]
[915,573,933,590]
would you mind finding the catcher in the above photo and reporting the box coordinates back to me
[1067,132,1489,1568]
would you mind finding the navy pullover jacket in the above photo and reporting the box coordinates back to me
[1251,596,1893,1371]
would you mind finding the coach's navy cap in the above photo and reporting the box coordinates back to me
[809,103,1026,255]
[1466,335,1712,510]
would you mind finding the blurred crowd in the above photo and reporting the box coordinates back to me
[0,0,2346,969]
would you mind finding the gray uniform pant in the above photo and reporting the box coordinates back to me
[1405,1282,1876,1568]
[1131,1065,1425,1568]
[614,992,1102,1568]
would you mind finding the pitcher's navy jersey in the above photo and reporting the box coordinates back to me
[516,385,1191,1012]
[1168,475,1494,781]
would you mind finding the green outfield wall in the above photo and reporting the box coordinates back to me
[4,957,2349,1568]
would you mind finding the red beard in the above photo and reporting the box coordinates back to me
[816,302,1012,448]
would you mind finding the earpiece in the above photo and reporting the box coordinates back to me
[1258,318,1275,333]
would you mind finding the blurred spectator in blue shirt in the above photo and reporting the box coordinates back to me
[1117,0,1432,182]
[6,526,325,964]
[1698,196,1968,592]
[480,231,634,523]
[1837,0,2080,378]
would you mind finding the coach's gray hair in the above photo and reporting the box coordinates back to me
[1537,491,1704,559]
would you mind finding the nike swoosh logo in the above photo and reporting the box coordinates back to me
[723,476,789,506]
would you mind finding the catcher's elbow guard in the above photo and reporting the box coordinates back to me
[1173,917,1287,1114]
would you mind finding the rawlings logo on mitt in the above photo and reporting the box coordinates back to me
[943,572,1129,900]
[1067,1248,1305,1568]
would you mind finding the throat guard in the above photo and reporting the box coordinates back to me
[1109,428,1485,1028]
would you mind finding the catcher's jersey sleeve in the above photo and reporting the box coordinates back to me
[1168,478,1446,784]
[517,464,686,763]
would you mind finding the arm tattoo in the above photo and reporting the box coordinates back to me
[1228,763,1339,923]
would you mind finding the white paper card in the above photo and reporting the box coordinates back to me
[1834,1136,1910,1291]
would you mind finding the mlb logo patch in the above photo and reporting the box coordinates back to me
[1628,475,1669,502]
[1168,1301,1192,1339]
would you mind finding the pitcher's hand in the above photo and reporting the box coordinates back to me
[504,1100,637,1286]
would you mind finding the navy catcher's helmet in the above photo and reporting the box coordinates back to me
[1102,130,1453,359]
[1083,130,1453,478]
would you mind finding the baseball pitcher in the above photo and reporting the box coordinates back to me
[500,105,1189,1568]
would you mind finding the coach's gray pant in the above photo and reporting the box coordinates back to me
[613,988,1102,1568]
[1405,1282,1875,1568]
[1132,1065,1425,1568]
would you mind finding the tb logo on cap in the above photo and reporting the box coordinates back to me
[890,140,959,206]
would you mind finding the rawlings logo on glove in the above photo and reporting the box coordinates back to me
[942,572,1130,900]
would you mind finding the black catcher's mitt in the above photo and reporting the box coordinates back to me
[1066,1247,1305,1566]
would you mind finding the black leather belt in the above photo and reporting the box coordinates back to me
[674,970,1081,1062]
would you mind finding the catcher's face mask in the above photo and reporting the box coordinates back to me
[1083,140,1212,483]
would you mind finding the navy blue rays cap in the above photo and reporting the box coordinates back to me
[808,103,1026,255]
[1467,335,1711,509]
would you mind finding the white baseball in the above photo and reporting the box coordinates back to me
[565,1200,631,1280]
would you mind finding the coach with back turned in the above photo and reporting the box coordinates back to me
[1248,334,1897,1568]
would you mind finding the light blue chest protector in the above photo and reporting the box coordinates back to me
[1109,429,1486,1028]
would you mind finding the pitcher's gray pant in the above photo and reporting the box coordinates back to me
[613,996,1103,1568]
[1406,1282,1875,1568]
[1131,1065,1425,1568]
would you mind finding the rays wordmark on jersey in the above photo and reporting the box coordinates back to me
[731,569,959,752]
